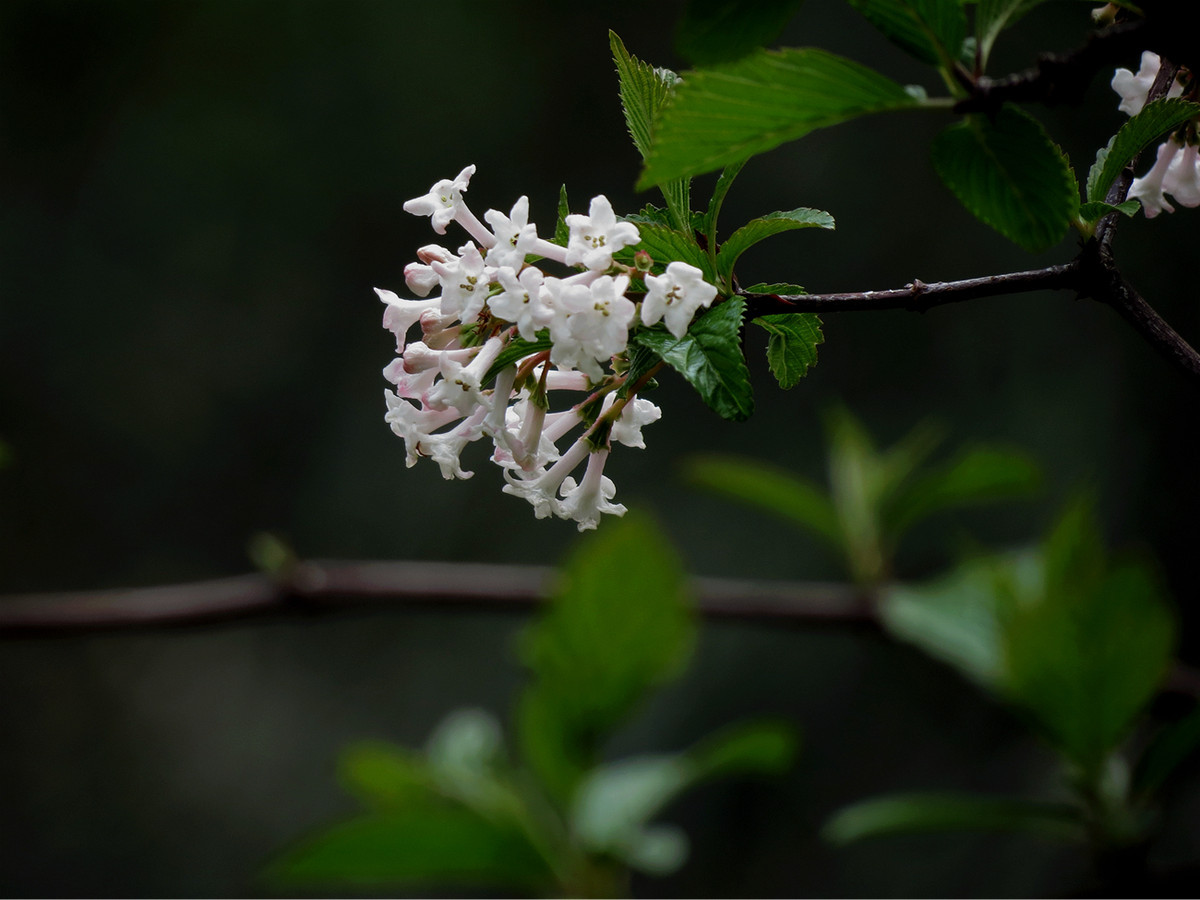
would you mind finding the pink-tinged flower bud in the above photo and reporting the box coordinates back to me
[633,250,653,272]
[404,262,440,297]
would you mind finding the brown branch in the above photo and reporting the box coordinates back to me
[739,263,1080,317]
[955,20,1147,114]
[0,559,873,635]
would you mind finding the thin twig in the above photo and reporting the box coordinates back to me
[739,263,1080,317]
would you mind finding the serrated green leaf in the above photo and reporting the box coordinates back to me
[753,313,824,388]
[675,0,806,65]
[640,48,921,188]
[619,221,712,280]
[824,793,1084,845]
[1086,98,1200,203]
[611,31,691,230]
[554,184,570,247]
[743,281,806,295]
[931,105,1077,252]
[1078,199,1141,222]
[483,332,553,385]
[517,515,695,803]
[634,299,754,420]
[884,444,1041,535]
[683,454,840,543]
[717,207,835,280]
[848,0,967,66]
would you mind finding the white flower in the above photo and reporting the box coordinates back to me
[431,244,494,321]
[425,336,506,415]
[1111,52,1183,117]
[564,195,641,270]
[1130,138,1183,217]
[641,261,719,338]
[484,196,540,269]
[605,395,662,449]
[488,265,550,341]
[1164,142,1200,209]
[502,436,591,519]
[377,288,441,349]
[403,165,477,234]
[557,450,627,531]
[404,245,455,297]
[384,391,463,468]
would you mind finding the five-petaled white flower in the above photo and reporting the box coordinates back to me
[403,165,477,235]
[641,261,719,338]
[564,195,641,270]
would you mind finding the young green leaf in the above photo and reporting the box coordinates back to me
[931,105,1078,252]
[610,31,691,230]
[999,504,1176,773]
[674,0,806,65]
[884,444,1041,536]
[824,792,1084,845]
[553,184,570,247]
[716,207,835,280]
[1078,199,1141,223]
[517,515,695,802]
[634,299,754,421]
[639,48,922,188]
[687,720,799,779]
[847,0,967,67]
[1086,98,1200,203]
[338,742,434,810]
[483,332,553,385]
[752,312,824,388]
[266,810,551,891]
[683,453,840,543]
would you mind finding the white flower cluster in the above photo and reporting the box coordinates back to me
[1112,52,1197,217]
[379,165,718,530]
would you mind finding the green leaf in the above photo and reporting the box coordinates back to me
[571,720,796,874]
[553,184,570,247]
[339,742,434,810]
[266,810,551,890]
[687,720,799,779]
[1134,705,1200,796]
[1002,559,1176,772]
[1086,98,1200,203]
[1078,199,1141,223]
[997,502,1176,772]
[753,312,824,388]
[884,444,1041,536]
[483,332,553,385]
[976,0,1047,69]
[824,792,1084,845]
[716,207,835,280]
[931,105,1078,252]
[684,453,839,542]
[674,0,806,65]
[634,298,754,421]
[880,554,1031,689]
[517,515,695,802]
[619,221,712,279]
[610,31,691,230]
[639,48,921,188]
[847,0,967,66]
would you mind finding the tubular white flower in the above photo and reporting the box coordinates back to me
[426,335,506,415]
[377,288,442,349]
[384,391,464,469]
[557,450,627,531]
[1130,138,1183,218]
[502,435,591,519]
[604,395,663,449]
[641,261,719,338]
[403,165,478,235]
[1111,52,1183,117]
[1164,142,1200,209]
[565,195,641,270]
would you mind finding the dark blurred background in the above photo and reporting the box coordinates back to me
[2,1,1198,895]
